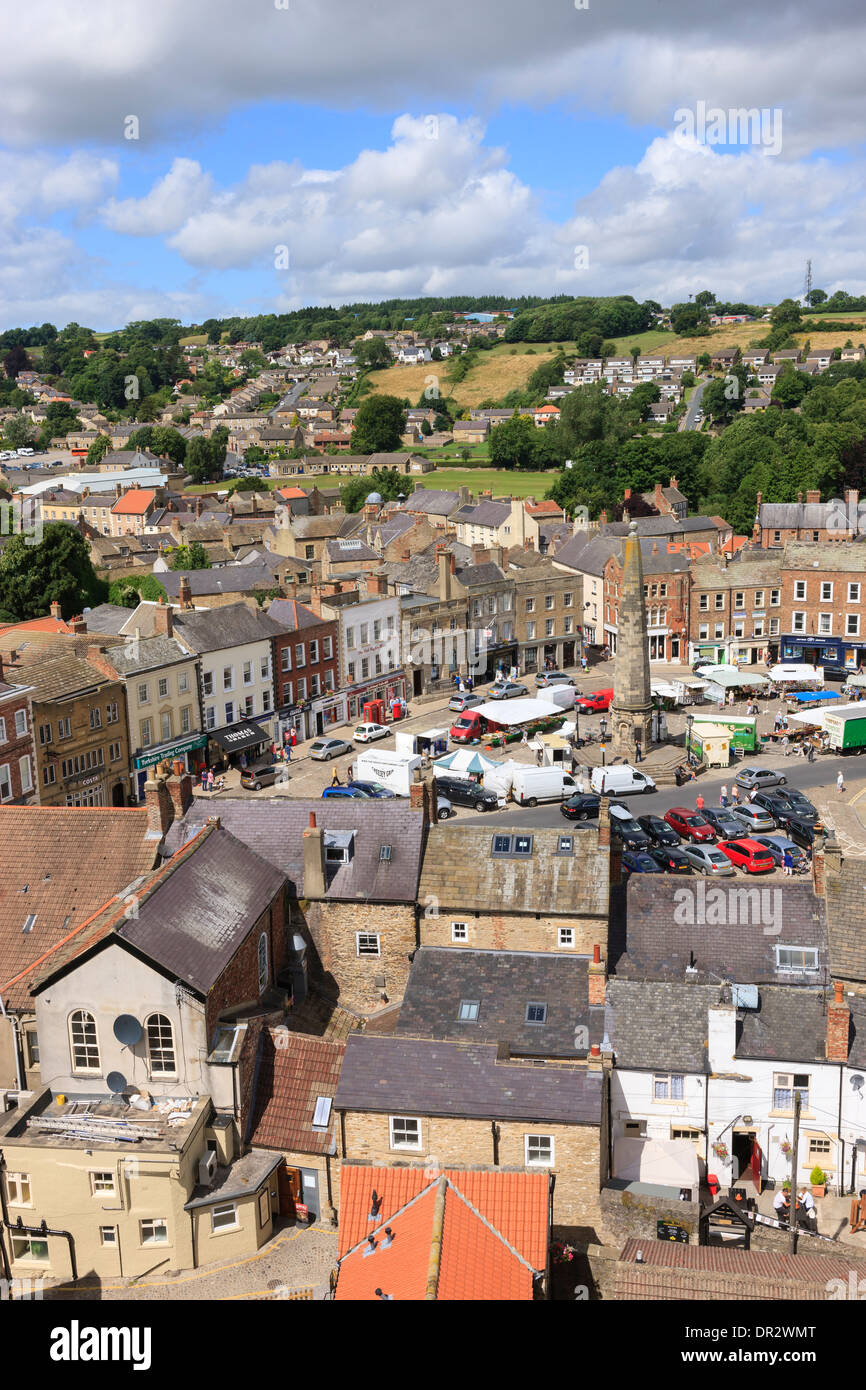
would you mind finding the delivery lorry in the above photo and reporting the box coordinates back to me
[821,707,866,754]
[353,749,423,795]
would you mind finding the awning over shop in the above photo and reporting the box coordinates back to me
[789,690,840,704]
[210,720,270,753]
[134,733,208,770]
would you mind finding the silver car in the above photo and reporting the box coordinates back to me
[730,804,777,834]
[310,737,352,761]
[752,834,807,869]
[680,844,737,876]
[734,766,787,791]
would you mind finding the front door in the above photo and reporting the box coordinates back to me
[277,1163,302,1216]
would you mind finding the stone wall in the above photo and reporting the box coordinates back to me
[297,900,416,1015]
[600,1183,701,1245]
[419,908,607,958]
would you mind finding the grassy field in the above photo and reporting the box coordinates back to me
[183,465,556,500]
[366,341,565,409]
[179,334,208,346]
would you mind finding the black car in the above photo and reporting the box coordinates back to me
[637,814,681,847]
[346,780,397,799]
[822,664,850,682]
[702,806,746,839]
[561,793,601,821]
[609,813,652,851]
[774,788,821,824]
[780,815,817,850]
[750,791,791,819]
[434,775,499,812]
[647,845,693,874]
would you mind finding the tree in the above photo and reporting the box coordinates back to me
[670,304,709,336]
[353,337,392,369]
[350,395,406,453]
[489,413,538,470]
[694,290,716,307]
[772,366,810,409]
[86,434,112,466]
[184,426,228,484]
[770,298,803,333]
[806,289,827,307]
[681,370,696,388]
[420,418,433,436]
[3,414,36,449]
[128,425,187,466]
[339,468,406,513]
[168,541,211,570]
[3,345,32,378]
[108,574,168,608]
[0,523,106,620]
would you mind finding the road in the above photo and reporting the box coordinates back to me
[269,378,309,419]
[681,377,708,431]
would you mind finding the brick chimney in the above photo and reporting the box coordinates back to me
[152,596,173,637]
[178,576,192,611]
[86,644,117,681]
[826,980,851,1063]
[144,773,175,838]
[302,811,326,898]
[438,547,452,602]
[166,771,193,820]
[805,490,821,505]
[587,943,606,1006]
[472,544,487,566]
[195,496,203,518]
[49,600,62,621]
[600,508,608,526]
[409,775,434,826]
[670,476,679,490]
[812,830,841,897]
[400,549,411,564]
[623,487,631,502]
[654,482,664,510]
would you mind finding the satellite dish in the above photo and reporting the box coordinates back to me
[106,1071,127,1095]
[113,1014,143,1047]
[852,1075,864,1091]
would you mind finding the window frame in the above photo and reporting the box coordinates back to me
[145,1013,177,1076]
[525,1134,554,1167]
[355,932,380,957]
[69,1009,100,1074]
[389,1116,422,1151]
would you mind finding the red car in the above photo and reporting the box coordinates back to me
[574,688,614,713]
[663,806,716,843]
[716,838,776,874]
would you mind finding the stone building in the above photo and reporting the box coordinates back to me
[610,523,653,760]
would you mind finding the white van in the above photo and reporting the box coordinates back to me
[510,766,577,806]
[547,685,577,711]
[590,765,656,796]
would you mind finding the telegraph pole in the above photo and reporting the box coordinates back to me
[789,1091,802,1252]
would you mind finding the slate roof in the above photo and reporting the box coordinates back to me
[396,947,603,1057]
[291,515,349,538]
[173,602,285,654]
[246,1029,344,1155]
[162,798,425,903]
[335,1035,603,1125]
[266,598,323,632]
[101,634,192,676]
[157,566,279,599]
[0,807,156,1009]
[325,539,381,562]
[605,980,713,1072]
[83,603,137,635]
[613,1238,864,1301]
[32,824,285,997]
[553,532,620,575]
[824,859,866,982]
[399,490,461,517]
[10,647,119,701]
[759,502,839,529]
[336,1166,547,1300]
[456,562,507,588]
[614,879,829,985]
[459,500,511,528]
[736,987,829,1064]
[418,824,609,918]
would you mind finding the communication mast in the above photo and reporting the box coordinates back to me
[804,258,813,305]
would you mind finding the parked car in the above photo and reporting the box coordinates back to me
[436,795,454,821]
[609,805,652,850]
[751,791,793,820]
[433,775,499,812]
[702,806,746,839]
[344,780,396,799]
[574,688,614,713]
[730,803,777,834]
[621,850,665,876]
[353,722,390,744]
[448,692,484,713]
[321,784,377,799]
[767,788,821,825]
[561,793,601,821]
[647,845,693,874]
[752,835,808,870]
[240,763,285,790]
[822,664,850,682]
[637,815,681,847]
[716,838,776,874]
[310,737,352,761]
[535,671,575,689]
[680,843,737,876]
[734,766,787,791]
[489,681,529,700]
[663,806,715,843]
[779,816,818,850]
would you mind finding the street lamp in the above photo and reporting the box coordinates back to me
[599,715,608,768]
[685,712,694,766]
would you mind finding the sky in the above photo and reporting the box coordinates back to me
[1,0,865,330]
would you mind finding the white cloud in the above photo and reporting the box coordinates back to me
[101,157,214,235]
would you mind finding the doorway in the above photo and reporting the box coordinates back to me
[316,711,324,736]
[277,1163,302,1217]
[413,668,423,697]
[111,782,126,807]
[731,1130,759,1186]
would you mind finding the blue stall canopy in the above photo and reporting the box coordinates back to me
[790,689,841,704]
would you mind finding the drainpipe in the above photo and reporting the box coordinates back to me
[837,1062,845,1197]
[0,1152,77,1280]
[0,999,25,1094]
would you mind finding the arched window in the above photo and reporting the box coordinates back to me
[69,1010,100,1072]
[258,933,269,993]
[146,1014,176,1075]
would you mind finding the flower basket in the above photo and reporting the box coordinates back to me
[711,1141,729,1162]
[780,1140,791,1156]
[551,1240,577,1264]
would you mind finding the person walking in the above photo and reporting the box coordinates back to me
[731,783,740,804]
[807,741,815,764]
[695,792,705,811]
[838,769,846,794]
[331,767,341,788]
[207,768,215,792]
[720,784,728,807]
[783,848,793,877]
[782,734,790,757]
[285,741,292,763]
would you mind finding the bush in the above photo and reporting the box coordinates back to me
[809,1167,827,1186]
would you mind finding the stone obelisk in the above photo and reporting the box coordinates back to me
[611,520,653,759]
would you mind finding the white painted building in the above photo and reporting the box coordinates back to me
[318,588,406,722]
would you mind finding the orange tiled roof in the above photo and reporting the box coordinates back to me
[0,617,72,635]
[247,1030,345,1155]
[525,499,563,515]
[335,1165,548,1301]
[111,488,157,515]
[277,486,309,500]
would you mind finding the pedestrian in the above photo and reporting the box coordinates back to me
[720,784,728,807]
[695,792,705,811]
[731,783,740,804]
[782,735,790,757]
[466,675,473,692]
[207,768,215,792]
[453,672,460,690]
[838,769,846,794]
[290,726,297,748]
[634,741,642,762]
[200,768,208,790]
[331,767,341,787]
[783,848,793,877]
[285,742,292,763]
[773,1189,790,1224]
[750,787,758,801]
[807,741,815,764]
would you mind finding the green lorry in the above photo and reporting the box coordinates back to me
[821,707,866,753]
[691,714,758,753]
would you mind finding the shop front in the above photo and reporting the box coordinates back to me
[345,671,406,723]
[209,720,272,769]
[133,733,209,800]
[277,691,348,744]
[781,636,863,670]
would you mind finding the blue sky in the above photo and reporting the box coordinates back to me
[1,0,865,329]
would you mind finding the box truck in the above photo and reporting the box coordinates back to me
[821,708,866,753]
[353,749,423,795]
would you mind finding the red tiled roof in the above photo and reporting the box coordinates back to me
[277,487,308,500]
[525,499,564,515]
[247,1030,345,1155]
[615,1237,865,1300]
[336,1165,548,1301]
[111,488,157,515]
[0,617,71,635]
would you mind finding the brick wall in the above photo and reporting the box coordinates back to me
[419,909,607,958]
[295,900,416,1015]
[0,690,36,801]
[340,1109,603,1235]
[273,617,340,707]
[205,887,289,1036]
